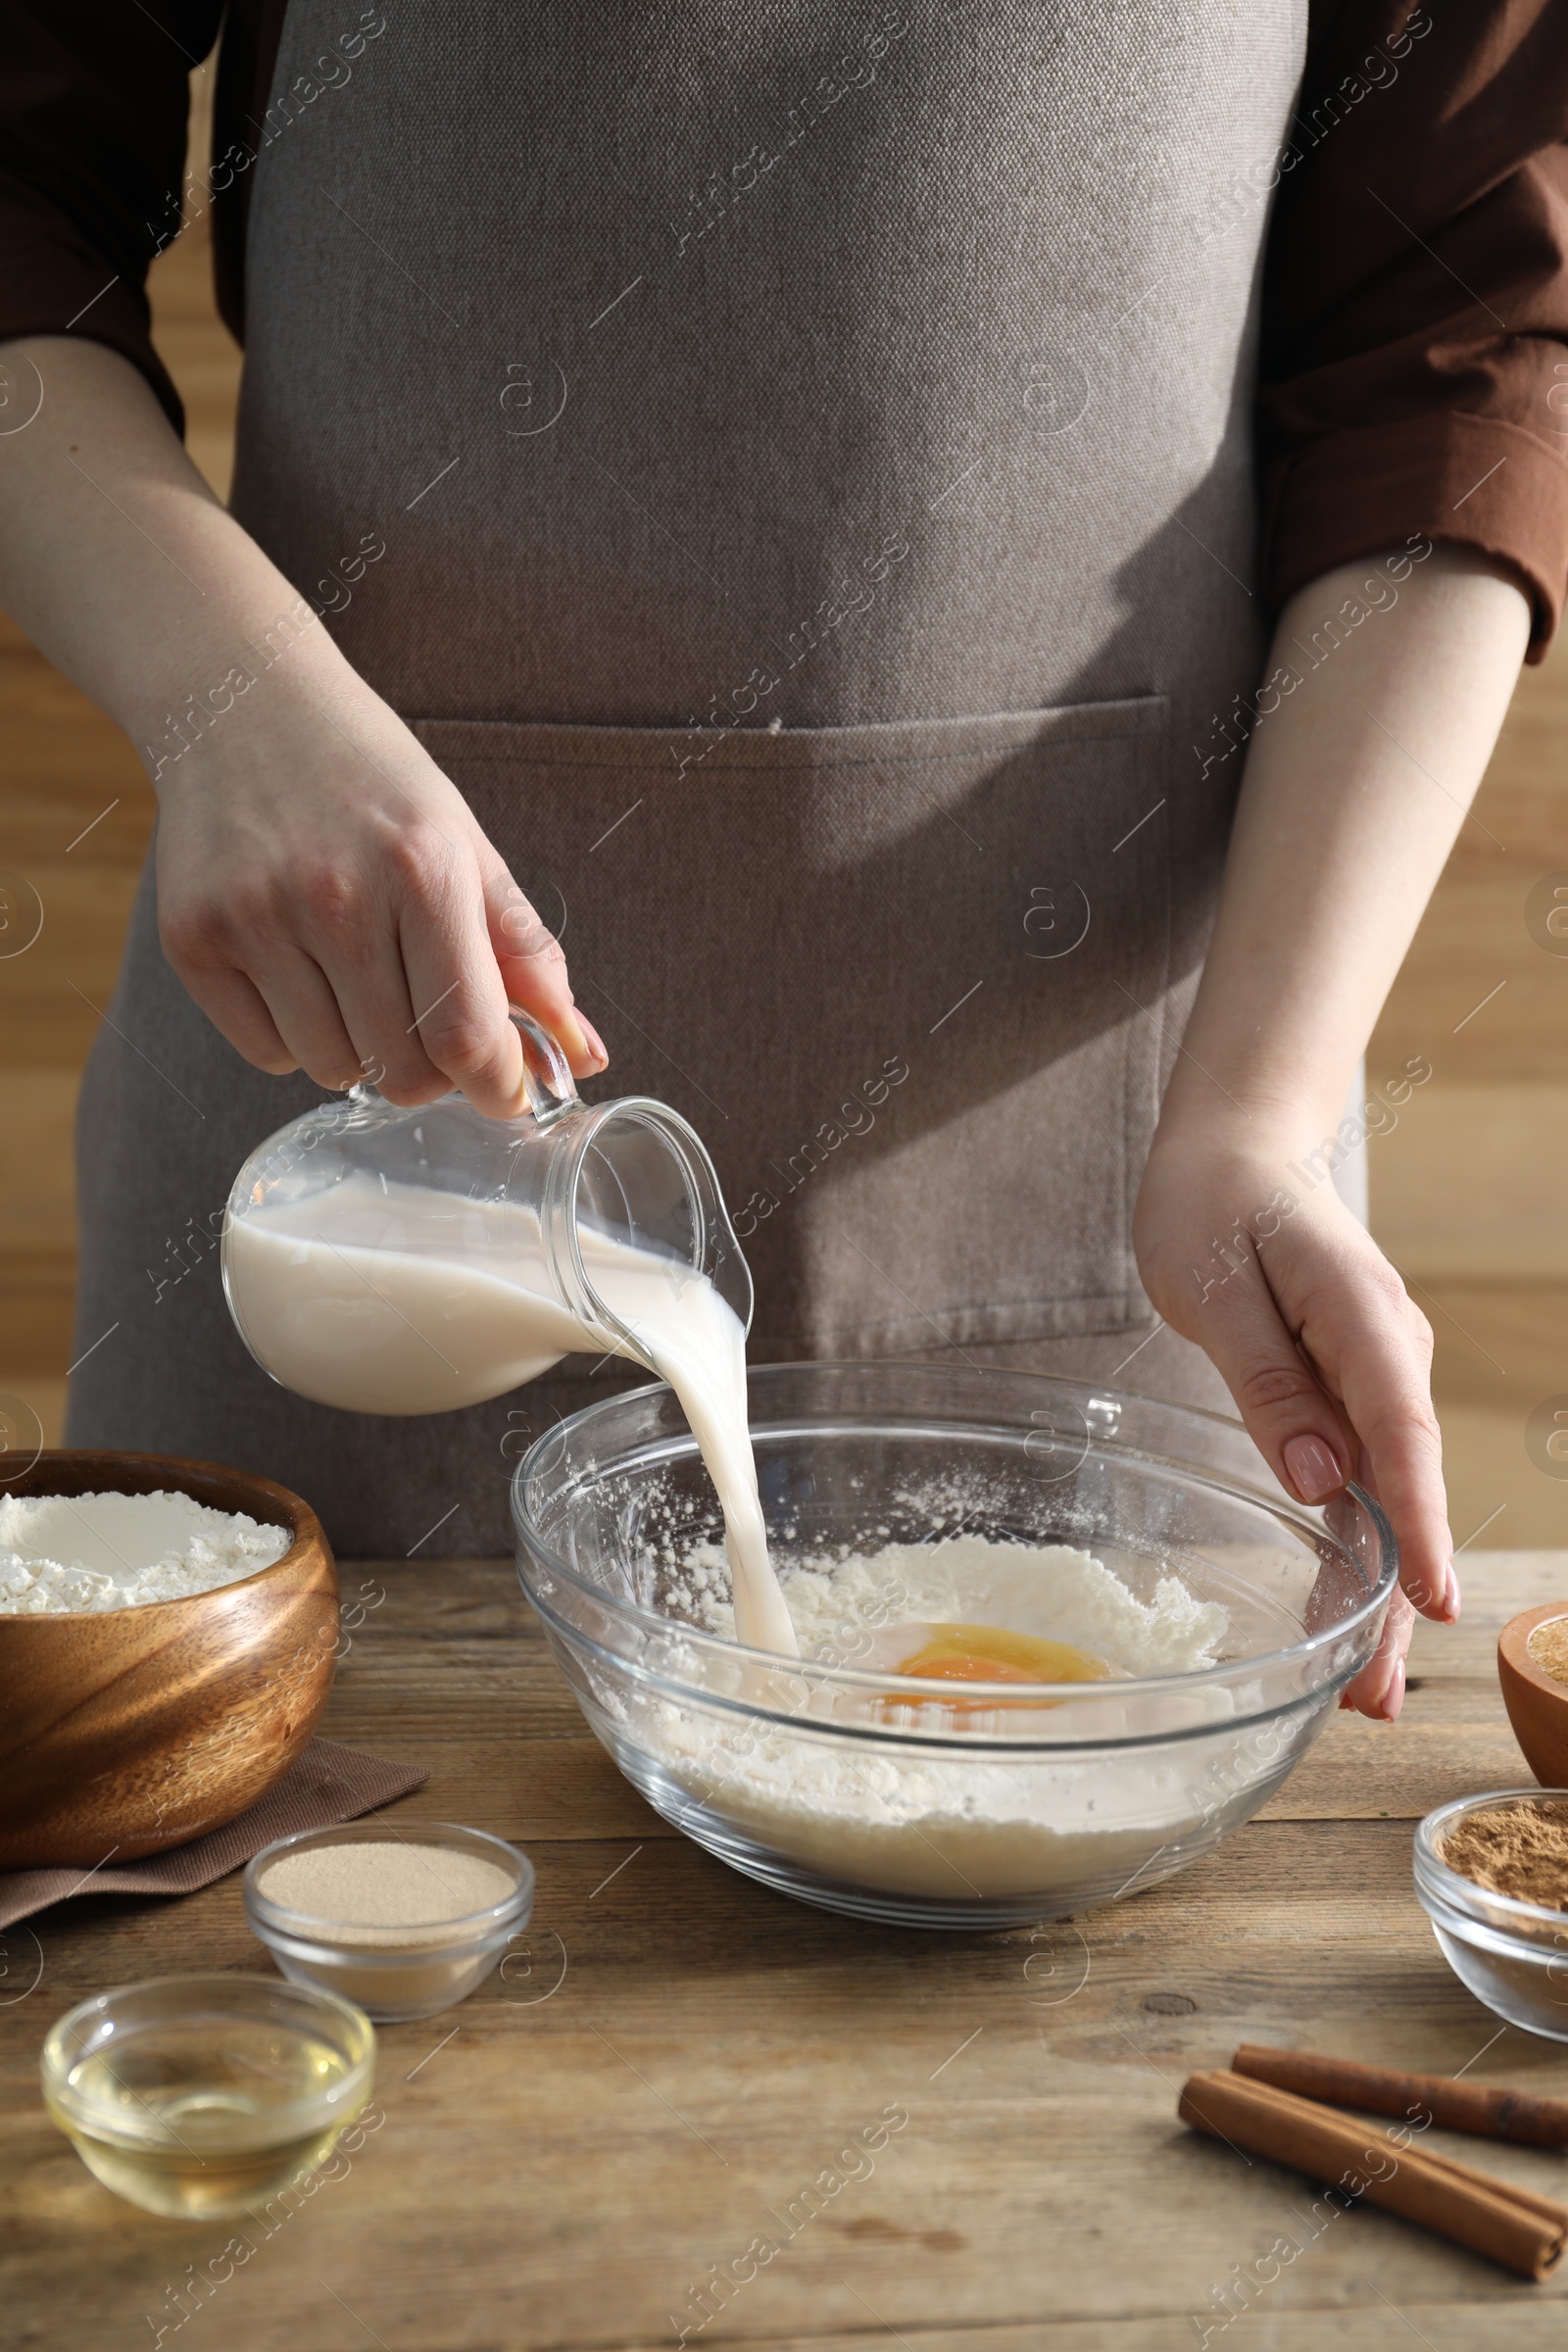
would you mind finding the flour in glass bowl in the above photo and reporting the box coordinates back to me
[628,1536,1240,1901]
[669,1535,1229,1676]
[0,1492,291,1614]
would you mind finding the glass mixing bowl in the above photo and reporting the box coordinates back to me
[513,1363,1397,1929]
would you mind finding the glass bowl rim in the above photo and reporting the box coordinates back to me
[243,1821,534,1942]
[511,1361,1398,1701]
[1415,1788,1568,1935]
[39,1969,375,2138]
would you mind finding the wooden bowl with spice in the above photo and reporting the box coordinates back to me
[0,1450,337,1870]
[1498,1603,1568,1788]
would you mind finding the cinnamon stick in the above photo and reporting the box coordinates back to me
[1179,2069,1568,2280]
[1233,2043,1568,2148]
[1223,2076,1568,2229]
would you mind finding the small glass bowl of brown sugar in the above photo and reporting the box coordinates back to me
[1416,1790,1568,2042]
[244,1823,534,2022]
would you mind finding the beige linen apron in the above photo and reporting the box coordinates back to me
[68,2,1307,1555]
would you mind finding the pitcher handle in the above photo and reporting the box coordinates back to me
[511,1007,580,1125]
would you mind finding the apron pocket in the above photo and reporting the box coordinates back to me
[412,696,1171,1354]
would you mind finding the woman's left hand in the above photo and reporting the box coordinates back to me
[1133,1119,1456,1721]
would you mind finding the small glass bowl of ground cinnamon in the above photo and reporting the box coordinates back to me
[1416,1791,1568,2043]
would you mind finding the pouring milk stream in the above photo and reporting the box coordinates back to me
[221,1013,798,1655]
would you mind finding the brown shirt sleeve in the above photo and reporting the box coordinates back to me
[1259,2,1568,660]
[0,3,228,435]
[0,0,285,434]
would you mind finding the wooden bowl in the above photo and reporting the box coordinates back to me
[1498,1602,1568,1788]
[0,1451,337,1868]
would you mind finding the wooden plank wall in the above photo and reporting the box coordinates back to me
[1,70,1563,1546]
[1370,650,1568,1547]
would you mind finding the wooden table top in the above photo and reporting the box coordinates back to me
[5,1550,1568,2351]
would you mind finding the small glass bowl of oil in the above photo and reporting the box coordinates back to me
[40,1973,375,2219]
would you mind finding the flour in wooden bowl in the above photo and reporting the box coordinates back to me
[0,1492,290,1613]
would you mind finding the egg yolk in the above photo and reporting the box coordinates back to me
[893,1621,1109,1687]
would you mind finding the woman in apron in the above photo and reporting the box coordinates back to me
[1,4,1560,1719]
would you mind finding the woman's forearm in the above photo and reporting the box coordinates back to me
[0,332,602,1102]
[1136,542,1530,1717]
[1163,543,1532,1150]
[0,333,361,743]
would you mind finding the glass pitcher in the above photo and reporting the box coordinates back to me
[220,1012,753,1417]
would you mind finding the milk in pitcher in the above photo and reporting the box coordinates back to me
[224,1172,795,1653]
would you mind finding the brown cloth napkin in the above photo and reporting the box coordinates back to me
[0,1739,429,1931]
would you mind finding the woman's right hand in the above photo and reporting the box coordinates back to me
[0,336,605,1117]
[154,662,607,1115]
